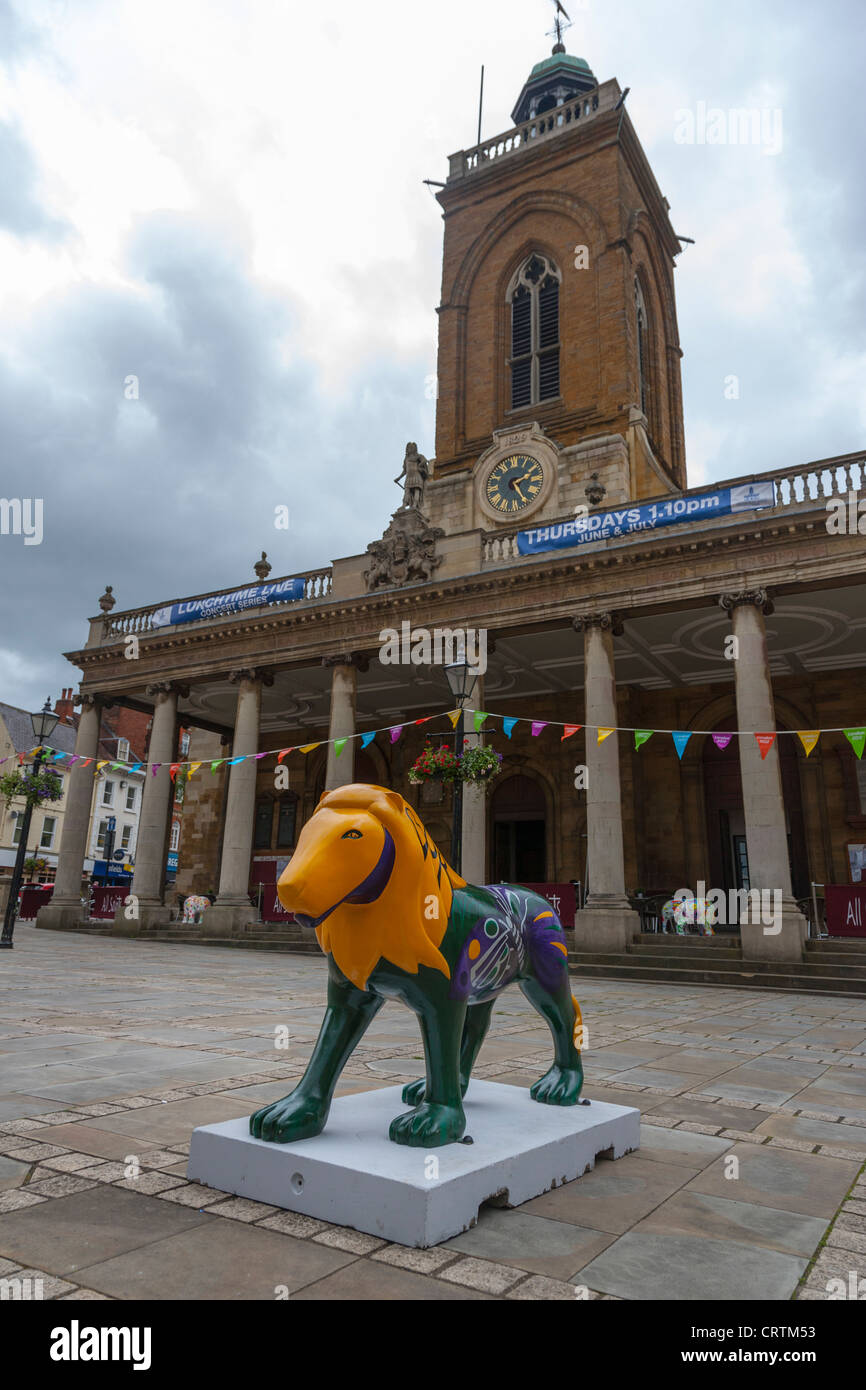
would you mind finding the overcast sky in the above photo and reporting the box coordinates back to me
[0,0,863,713]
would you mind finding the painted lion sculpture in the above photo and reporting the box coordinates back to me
[250,784,584,1148]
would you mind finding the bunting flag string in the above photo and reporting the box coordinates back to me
[20,709,866,780]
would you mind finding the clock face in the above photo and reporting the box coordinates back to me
[484,454,545,516]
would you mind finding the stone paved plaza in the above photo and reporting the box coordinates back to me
[1,928,865,1301]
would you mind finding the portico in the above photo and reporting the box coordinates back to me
[37,451,866,974]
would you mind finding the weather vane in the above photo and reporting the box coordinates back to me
[547,0,573,50]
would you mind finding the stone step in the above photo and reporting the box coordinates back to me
[567,953,866,996]
[806,938,866,955]
[626,943,743,960]
[598,946,866,980]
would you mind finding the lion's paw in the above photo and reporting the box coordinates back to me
[389,1102,465,1148]
[249,1092,326,1143]
[530,1065,583,1106]
[401,1078,427,1106]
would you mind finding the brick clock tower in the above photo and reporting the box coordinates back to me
[427,42,687,537]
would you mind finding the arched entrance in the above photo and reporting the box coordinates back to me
[703,722,809,899]
[491,774,546,882]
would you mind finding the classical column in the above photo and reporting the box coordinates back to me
[207,668,272,937]
[322,654,367,792]
[461,674,486,883]
[573,613,640,951]
[718,592,807,961]
[115,682,185,934]
[36,694,103,932]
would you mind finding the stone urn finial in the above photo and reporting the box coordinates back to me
[98,585,116,613]
[585,472,607,507]
[254,551,272,581]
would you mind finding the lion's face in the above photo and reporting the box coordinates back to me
[275,783,461,991]
[277,805,387,926]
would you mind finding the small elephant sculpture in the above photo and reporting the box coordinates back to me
[181,894,211,925]
[250,784,584,1149]
[662,895,718,936]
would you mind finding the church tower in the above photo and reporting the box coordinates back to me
[427,39,687,536]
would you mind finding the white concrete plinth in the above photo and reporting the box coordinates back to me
[187,1080,640,1248]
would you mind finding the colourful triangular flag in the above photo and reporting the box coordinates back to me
[299,744,320,755]
[227,756,246,765]
[712,733,733,751]
[210,760,225,774]
[79,758,93,769]
[51,751,67,761]
[169,763,181,781]
[334,738,347,758]
[276,749,293,763]
[672,731,691,759]
[755,733,776,760]
[597,728,615,744]
[129,762,142,773]
[845,728,866,760]
[187,762,201,780]
[96,760,109,773]
[473,711,489,732]
[797,732,820,758]
[531,722,548,738]
[561,724,581,741]
[446,710,461,729]
[360,732,376,750]
[634,731,653,750]
[414,717,432,726]
[389,726,403,744]
[503,717,519,739]
[151,763,161,776]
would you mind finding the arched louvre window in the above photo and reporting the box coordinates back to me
[508,254,561,410]
[635,277,650,419]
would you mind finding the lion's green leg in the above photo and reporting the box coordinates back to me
[520,975,584,1106]
[250,969,383,1143]
[402,999,495,1106]
[390,988,467,1147]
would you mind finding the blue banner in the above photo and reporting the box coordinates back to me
[150,577,306,628]
[516,481,776,556]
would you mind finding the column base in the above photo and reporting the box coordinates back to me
[206,901,259,937]
[574,898,641,952]
[112,902,171,937]
[35,900,86,932]
[740,899,807,963]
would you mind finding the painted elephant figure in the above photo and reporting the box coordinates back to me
[250,784,584,1148]
[662,895,718,936]
[181,894,211,925]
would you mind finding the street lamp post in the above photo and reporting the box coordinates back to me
[0,699,60,950]
[444,658,479,876]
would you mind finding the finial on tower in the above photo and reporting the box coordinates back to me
[548,0,572,54]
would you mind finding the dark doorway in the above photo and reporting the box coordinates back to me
[491,775,547,883]
[703,722,809,900]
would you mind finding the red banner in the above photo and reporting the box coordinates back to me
[826,885,866,938]
[90,886,128,920]
[18,886,53,919]
[260,886,296,923]
[521,883,577,928]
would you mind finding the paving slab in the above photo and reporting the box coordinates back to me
[684,1143,860,1219]
[638,1124,733,1169]
[74,1219,355,1300]
[520,1153,694,1234]
[441,1206,615,1279]
[578,1230,808,1300]
[0,1186,213,1275]
[634,1189,828,1256]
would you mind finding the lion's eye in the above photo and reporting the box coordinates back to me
[341,829,362,839]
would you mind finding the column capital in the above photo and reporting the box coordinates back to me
[74,692,102,712]
[322,652,369,673]
[145,681,190,700]
[572,611,624,636]
[718,590,774,617]
[227,667,275,687]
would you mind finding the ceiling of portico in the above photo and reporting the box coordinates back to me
[115,584,865,735]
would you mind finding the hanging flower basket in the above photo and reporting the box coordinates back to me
[24,857,48,876]
[0,767,63,812]
[459,744,504,785]
[409,744,461,785]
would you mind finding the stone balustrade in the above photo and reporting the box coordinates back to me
[447,81,617,183]
[480,451,866,567]
[98,567,333,644]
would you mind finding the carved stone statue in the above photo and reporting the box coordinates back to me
[394,442,429,512]
[364,507,444,590]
